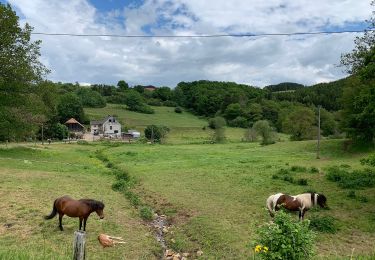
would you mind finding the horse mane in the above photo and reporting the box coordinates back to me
[81,199,105,210]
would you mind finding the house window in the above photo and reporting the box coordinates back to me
[109,119,112,122]
[114,130,118,134]
[113,118,115,122]
[110,126,112,130]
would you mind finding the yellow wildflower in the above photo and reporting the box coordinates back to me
[263,246,269,252]
[254,245,262,253]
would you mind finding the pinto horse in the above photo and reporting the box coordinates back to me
[44,196,105,231]
[266,192,327,220]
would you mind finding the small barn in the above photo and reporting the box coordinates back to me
[65,118,85,133]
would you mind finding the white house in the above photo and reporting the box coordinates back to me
[90,115,121,137]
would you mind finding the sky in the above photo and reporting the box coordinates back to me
[1,0,373,87]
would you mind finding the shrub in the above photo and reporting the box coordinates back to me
[77,140,89,145]
[360,153,375,167]
[309,216,337,233]
[290,165,307,172]
[114,169,130,182]
[296,178,308,186]
[163,100,177,107]
[125,191,140,207]
[326,166,375,189]
[106,162,114,168]
[228,116,249,128]
[139,206,154,220]
[111,180,128,192]
[208,116,226,129]
[347,190,356,198]
[254,211,315,259]
[144,125,170,143]
[174,106,183,113]
[147,98,162,106]
[243,127,258,142]
[253,120,276,145]
[358,196,369,203]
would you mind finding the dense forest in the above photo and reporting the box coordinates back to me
[0,2,374,144]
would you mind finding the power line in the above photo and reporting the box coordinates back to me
[31,29,374,38]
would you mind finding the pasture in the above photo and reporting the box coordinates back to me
[0,138,374,259]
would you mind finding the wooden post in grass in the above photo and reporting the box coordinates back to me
[73,230,86,260]
[317,105,321,159]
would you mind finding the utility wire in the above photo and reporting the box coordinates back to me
[31,29,374,38]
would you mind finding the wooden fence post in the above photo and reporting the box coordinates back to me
[73,230,86,260]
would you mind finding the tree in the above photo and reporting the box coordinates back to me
[224,103,243,121]
[339,3,375,142]
[282,107,316,141]
[76,88,106,108]
[208,116,226,143]
[117,80,129,91]
[253,120,276,145]
[144,125,170,143]
[0,3,49,141]
[57,93,86,123]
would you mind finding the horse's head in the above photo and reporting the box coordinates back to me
[95,201,105,219]
[317,194,328,208]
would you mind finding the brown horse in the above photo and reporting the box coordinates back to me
[44,196,105,231]
[266,192,327,220]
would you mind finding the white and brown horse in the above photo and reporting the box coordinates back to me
[266,192,327,220]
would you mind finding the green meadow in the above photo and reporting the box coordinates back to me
[0,105,374,259]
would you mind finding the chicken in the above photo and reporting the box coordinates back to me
[98,234,126,248]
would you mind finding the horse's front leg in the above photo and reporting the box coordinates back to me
[79,218,83,230]
[298,210,302,221]
[83,217,88,231]
[59,214,64,231]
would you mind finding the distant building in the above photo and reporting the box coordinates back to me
[144,85,157,91]
[90,115,121,137]
[127,129,141,138]
[65,118,85,133]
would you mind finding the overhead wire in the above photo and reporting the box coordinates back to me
[31,29,374,38]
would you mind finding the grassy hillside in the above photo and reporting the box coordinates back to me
[1,139,374,259]
[85,104,249,144]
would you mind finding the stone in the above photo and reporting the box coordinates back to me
[197,250,203,256]
[182,252,190,257]
[173,253,181,260]
[163,227,169,233]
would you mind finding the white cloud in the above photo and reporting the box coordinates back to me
[6,0,373,87]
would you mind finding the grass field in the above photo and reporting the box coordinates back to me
[1,105,375,259]
[85,103,250,144]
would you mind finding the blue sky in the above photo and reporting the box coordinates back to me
[1,0,373,87]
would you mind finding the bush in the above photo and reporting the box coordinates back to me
[326,166,375,189]
[174,107,183,113]
[360,153,375,167]
[254,211,315,259]
[144,125,170,143]
[253,120,276,145]
[347,190,356,198]
[208,116,226,129]
[290,165,307,172]
[296,178,308,186]
[309,216,337,233]
[111,180,128,192]
[139,206,154,220]
[147,98,162,106]
[163,100,177,107]
[129,104,155,114]
[77,140,89,145]
[228,116,249,128]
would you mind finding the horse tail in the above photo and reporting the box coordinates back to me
[44,199,58,220]
[266,195,275,217]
